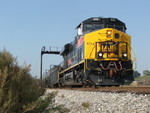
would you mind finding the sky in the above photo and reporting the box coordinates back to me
[0,0,150,77]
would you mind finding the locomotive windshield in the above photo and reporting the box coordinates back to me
[83,23,126,33]
[105,24,125,32]
[77,17,127,34]
[83,24,104,31]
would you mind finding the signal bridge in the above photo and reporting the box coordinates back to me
[40,46,61,81]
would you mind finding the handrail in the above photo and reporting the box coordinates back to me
[131,47,137,70]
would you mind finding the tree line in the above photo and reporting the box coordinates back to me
[133,70,150,78]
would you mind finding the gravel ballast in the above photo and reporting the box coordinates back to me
[46,89,150,113]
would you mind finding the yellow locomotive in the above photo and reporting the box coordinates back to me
[44,17,134,87]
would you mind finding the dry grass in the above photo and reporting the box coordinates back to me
[81,101,91,108]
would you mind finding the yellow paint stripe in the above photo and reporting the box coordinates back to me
[59,60,84,74]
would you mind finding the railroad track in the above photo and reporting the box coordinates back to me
[49,87,150,94]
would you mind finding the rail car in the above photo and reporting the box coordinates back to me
[43,17,135,87]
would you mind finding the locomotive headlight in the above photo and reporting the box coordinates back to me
[123,53,127,57]
[106,30,112,38]
[107,30,111,35]
[98,53,103,57]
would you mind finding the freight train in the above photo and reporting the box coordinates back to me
[43,17,135,87]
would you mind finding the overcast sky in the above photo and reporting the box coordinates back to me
[0,0,150,77]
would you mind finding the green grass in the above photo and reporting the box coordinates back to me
[122,75,150,87]
[132,75,150,86]
[135,75,150,81]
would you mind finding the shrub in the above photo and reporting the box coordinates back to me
[0,49,45,113]
[23,91,69,113]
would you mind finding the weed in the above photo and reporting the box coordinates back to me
[81,101,91,108]
[61,94,65,98]
[71,101,75,104]
[52,104,70,113]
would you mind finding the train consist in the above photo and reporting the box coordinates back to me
[43,17,135,87]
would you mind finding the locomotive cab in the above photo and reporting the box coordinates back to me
[76,17,127,37]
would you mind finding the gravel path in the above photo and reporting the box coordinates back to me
[46,89,150,113]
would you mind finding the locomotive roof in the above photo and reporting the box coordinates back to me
[76,17,127,30]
